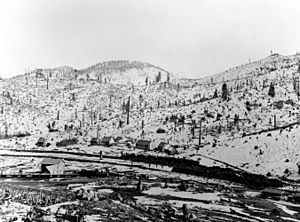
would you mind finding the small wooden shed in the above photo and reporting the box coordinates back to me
[136,139,152,151]
[101,136,114,147]
[90,137,100,146]
[36,137,47,147]
[40,158,65,175]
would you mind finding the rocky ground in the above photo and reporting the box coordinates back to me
[0,169,299,222]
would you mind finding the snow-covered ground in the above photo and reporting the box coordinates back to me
[1,56,300,220]
[1,56,300,176]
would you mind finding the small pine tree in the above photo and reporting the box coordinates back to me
[221,83,229,100]
[297,162,300,174]
[156,72,162,83]
[268,82,275,97]
[122,100,126,113]
[191,126,195,136]
[213,89,218,98]
[234,114,239,125]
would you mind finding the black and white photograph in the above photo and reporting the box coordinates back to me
[0,0,300,221]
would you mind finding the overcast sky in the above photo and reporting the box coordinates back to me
[0,0,300,78]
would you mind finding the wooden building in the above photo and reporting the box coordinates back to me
[40,158,65,175]
[136,139,152,151]
[36,137,47,147]
[101,136,114,147]
[90,137,100,146]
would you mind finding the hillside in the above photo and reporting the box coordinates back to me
[78,60,174,85]
[18,60,174,86]
[0,55,300,180]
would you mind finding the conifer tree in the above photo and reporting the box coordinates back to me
[221,83,229,100]
[145,77,148,85]
[213,89,218,98]
[156,72,162,82]
[268,82,275,97]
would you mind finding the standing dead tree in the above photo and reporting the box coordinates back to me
[126,97,130,125]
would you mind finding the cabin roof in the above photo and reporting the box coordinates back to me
[37,137,46,143]
[158,142,168,147]
[115,136,123,142]
[136,139,151,145]
[102,136,113,142]
[294,193,300,197]
[40,158,63,165]
[262,188,283,195]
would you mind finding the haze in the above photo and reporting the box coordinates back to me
[0,0,300,79]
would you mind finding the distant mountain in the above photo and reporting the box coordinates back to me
[77,60,174,85]
[20,60,175,86]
